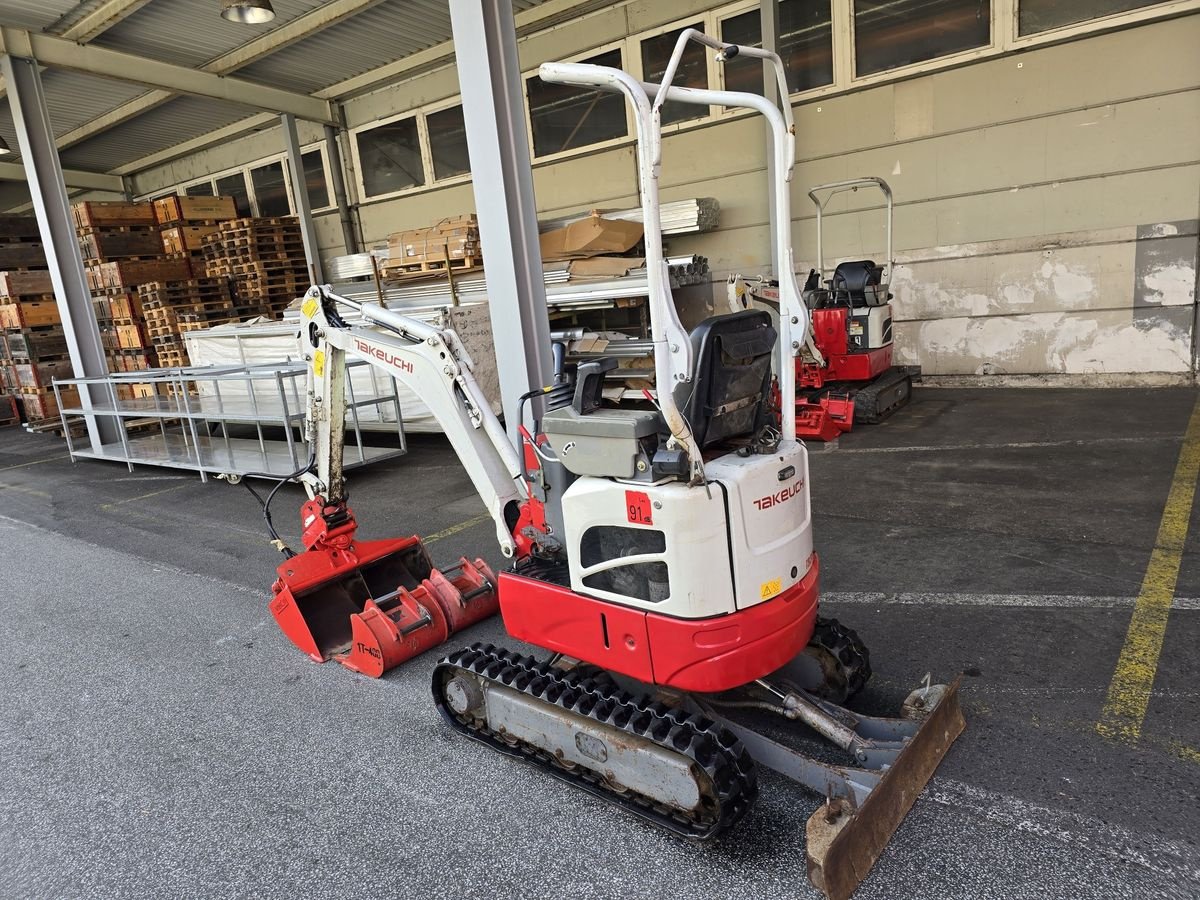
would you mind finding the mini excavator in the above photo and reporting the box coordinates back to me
[262,31,963,900]
[729,177,916,441]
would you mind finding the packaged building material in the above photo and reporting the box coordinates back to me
[538,215,643,261]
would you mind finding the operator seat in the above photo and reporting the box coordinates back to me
[830,260,888,307]
[678,309,777,449]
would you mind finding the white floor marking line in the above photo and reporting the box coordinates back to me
[927,778,1200,883]
[822,591,1199,610]
[830,436,1180,455]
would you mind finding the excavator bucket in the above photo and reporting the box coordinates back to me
[795,396,856,442]
[804,678,966,900]
[268,500,498,676]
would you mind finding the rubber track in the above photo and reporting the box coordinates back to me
[811,616,872,700]
[433,642,758,840]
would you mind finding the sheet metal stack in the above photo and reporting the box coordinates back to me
[538,198,720,236]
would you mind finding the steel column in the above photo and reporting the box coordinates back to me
[760,0,782,276]
[2,53,116,450]
[448,0,553,444]
[324,123,360,255]
[281,113,324,285]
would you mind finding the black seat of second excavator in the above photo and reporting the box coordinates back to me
[681,309,777,449]
[832,260,885,307]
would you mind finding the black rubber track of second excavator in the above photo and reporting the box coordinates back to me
[432,642,758,841]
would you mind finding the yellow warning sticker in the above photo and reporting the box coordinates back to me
[760,578,782,600]
[313,349,325,378]
[301,298,318,319]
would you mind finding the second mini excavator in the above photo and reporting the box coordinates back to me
[262,31,964,900]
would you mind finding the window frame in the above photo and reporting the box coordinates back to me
[714,0,840,112]
[628,14,721,133]
[422,97,474,188]
[523,39,633,165]
[349,111,430,203]
[160,142,335,217]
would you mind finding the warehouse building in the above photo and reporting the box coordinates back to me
[0,2,1198,899]
[2,0,1194,381]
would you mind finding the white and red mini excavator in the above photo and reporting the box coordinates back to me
[262,31,963,900]
[729,177,917,441]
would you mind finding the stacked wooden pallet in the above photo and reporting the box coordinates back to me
[201,217,309,317]
[383,214,480,278]
[75,200,178,377]
[0,216,75,425]
[154,194,239,279]
[138,279,236,369]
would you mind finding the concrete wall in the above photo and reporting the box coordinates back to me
[130,6,1200,380]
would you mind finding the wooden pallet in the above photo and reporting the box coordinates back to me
[383,255,480,277]
[0,270,55,299]
[153,195,238,227]
[73,201,156,230]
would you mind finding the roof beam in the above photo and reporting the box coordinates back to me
[55,0,384,150]
[0,159,124,192]
[0,27,337,125]
[110,112,277,175]
[57,0,155,43]
[109,0,615,176]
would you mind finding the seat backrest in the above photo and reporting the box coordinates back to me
[678,309,777,450]
[831,260,882,305]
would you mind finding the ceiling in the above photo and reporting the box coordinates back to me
[0,0,549,178]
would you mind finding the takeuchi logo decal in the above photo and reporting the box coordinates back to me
[355,338,414,373]
[753,479,804,510]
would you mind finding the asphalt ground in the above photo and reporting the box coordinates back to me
[0,386,1197,899]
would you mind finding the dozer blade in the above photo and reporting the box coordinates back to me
[805,677,965,900]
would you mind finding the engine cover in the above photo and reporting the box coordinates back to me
[561,439,813,620]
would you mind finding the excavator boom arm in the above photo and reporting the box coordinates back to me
[300,287,528,559]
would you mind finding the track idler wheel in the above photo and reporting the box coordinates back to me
[801,617,872,704]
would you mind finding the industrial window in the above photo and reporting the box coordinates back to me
[356,117,425,198]
[640,24,710,126]
[214,172,251,216]
[853,0,990,76]
[301,150,330,209]
[427,104,471,181]
[720,0,834,96]
[527,48,628,158]
[250,161,290,217]
[184,181,215,198]
[1017,0,1168,34]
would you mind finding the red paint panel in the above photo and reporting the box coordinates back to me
[499,572,655,683]
[645,557,821,692]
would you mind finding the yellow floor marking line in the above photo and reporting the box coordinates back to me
[99,482,192,510]
[0,454,69,471]
[1097,395,1200,742]
[1168,740,1200,765]
[423,512,492,544]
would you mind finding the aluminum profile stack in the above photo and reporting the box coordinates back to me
[538,198,720,235]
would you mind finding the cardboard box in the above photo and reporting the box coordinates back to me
[539,215,643,261]
[568,256,645,278]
